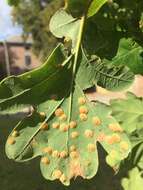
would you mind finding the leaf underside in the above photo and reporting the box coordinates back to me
[1,45,131,185]
[88,58,134,91]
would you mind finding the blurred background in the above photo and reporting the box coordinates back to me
[0,1,143,190]
[0,0,63,80]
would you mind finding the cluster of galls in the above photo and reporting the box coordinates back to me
[7,130,20,145]
[39,96,99,183]
[7,96,129,183]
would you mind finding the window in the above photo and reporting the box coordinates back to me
[24,45,31,66]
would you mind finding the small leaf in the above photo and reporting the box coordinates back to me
[7,0,20,6]
[111,38,143,74]
[65,0,107,17]
[90,58,134,91]
[76,50,134,91]
[122,167,143,190]
[87,0,108,17]
[111,93,143,133]
[65,0,91,17]
[49,9,80,48]
[76,49,97,90]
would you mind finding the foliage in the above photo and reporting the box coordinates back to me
[1,0,143,188]
[0,44,131,185]
[10,0,143,59]
[111,93,143,133]
[121,167,143,190]
[10,0,64,57]
[7,0,20,6]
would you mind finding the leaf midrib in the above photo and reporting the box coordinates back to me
[94,63,133,82]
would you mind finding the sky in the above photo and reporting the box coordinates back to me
[0,0,22,40]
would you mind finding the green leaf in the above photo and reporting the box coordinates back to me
[75,49,97,90]
[7,0,20,6]
[83,18,123,58]
[49,9,80,48]
[111,93,143,133]
[139,13,143,32]
[0,44,72,114]
[111,38,143,74]
[65,0,107,17]
[5,89,131,185]
[1,46,131,185]
[87,0,108,17]
[121,167,143,190]
[76,49,134,91]
[65,0,91,17]
[89,57,134,91]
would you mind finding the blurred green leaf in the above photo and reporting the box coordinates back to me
[65,0,91,17]
[7,0,20,6]
[122,167,143,190]
[111,38,143,74]
[111,93,143,133]
[87,0,108,17]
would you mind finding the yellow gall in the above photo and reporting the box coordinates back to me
[60,123,69,132]
[69,121,77,129]
[84,129,94,138]
[39,112,46,119]
[112,134,121,143]
[92,117,101,126]
[80,113,88,121]
[55,108,64,117]
[41,157,50,165]
[108,123,123,132]
[79,106,88,114]
[53,170,62,179]
[70,151,78,159]
[70,145,76,152]
[59,114,67,121]
[78,97,86,105]
[43,147,53,155]
[120,141,129,151]
[60,174,67,183]
[52,122,60,129]
[106,136,114,144]
[52,150,60,158]
[106,134,121,144]
[97,133,106,142]
[11,130,19,137]
[109,150,119,158]
[87,143,96,152]
[60,151,68,158]
[41,123,48,130]
[71,131,79,139]
[7,137,16,145]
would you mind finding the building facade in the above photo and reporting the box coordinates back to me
[0,36,41,80]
